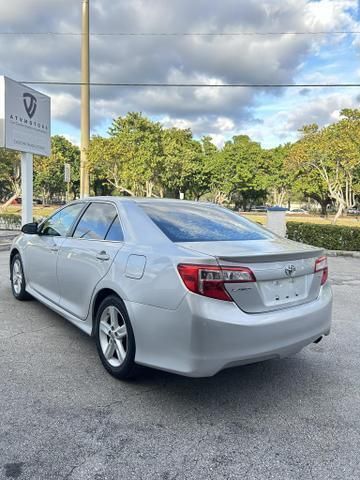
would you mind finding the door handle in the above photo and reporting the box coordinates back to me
[50,246,59,252]
[96,251,110,261]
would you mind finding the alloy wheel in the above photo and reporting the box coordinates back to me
[12,259,23,295]
[99,305,128,367]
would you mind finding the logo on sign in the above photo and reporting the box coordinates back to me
[285,265,296,277]
[23,92,37,119]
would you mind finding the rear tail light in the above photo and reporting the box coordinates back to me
[177,264,256,301]
[315,256,328,285]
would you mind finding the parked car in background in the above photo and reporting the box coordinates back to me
[10,198,332,380]
[6,196,42,206]
[250,205,268,212]
[348,208,360,215]
[288,208,309,215]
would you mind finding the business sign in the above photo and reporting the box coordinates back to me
[64,163,71,183]
[0,76,51,156]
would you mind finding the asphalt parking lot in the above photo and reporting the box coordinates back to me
[0,251,360,480]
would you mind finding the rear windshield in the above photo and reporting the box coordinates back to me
[140,203,272,242]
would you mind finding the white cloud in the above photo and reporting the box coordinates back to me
[0,0,359,145]
[215,117,235,132]
[240,90,359,148]
[285,92,355,130]
[304,0,357,31]
[62,134,80,147]
[51,93,80,122]
[210,134,228,148]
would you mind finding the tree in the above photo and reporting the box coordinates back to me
[290,111,360,223]
[84,109,359,214]
[109,112,164,197]
[34,136,80,203]
[88,116,215,200]
[87,136,130,195]
[207,135,267,209]
[0,148,21,206]
[191,136,217,200]
[263,144,294,207]
[88,113,164,197]
[161,128,211,199]
[288,160,332,215]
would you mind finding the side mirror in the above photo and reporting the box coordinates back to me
[21,222,38,234]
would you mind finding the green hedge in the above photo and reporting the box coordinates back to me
[287,222,360,251]
[0,213,42,230]
[0,213,22,229]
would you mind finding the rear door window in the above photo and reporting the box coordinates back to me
[140,203,272,242]
[105,216,124,241]
[73,203,118,240]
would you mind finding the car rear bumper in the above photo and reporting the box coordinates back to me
[127,283,332,377]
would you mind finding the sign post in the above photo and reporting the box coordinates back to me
[64,163,71,203]
[0,76,51,225]
[21,152,33,225]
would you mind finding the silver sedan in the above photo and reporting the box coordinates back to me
[10,198,332,379]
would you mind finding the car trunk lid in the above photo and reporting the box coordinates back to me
[178,238,324,313]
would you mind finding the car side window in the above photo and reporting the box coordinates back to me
[105,216,124,241]
[40,203,84,237]
[73,202,118,240]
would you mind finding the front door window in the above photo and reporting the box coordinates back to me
[40,203,84,237]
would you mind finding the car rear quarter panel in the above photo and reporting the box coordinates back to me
[101,241,221,310]
[102,243,183,310]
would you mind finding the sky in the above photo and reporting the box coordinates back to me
[0,0,359,149]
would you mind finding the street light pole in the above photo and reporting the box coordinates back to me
[80,0,90,198]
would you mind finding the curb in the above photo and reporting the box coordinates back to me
[325,250,360,258]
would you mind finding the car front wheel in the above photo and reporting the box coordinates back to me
[95,295,136,379]
[10,253,31,301]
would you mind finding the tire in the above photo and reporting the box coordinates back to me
[10,253,32,301]
[95,295,136,380]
